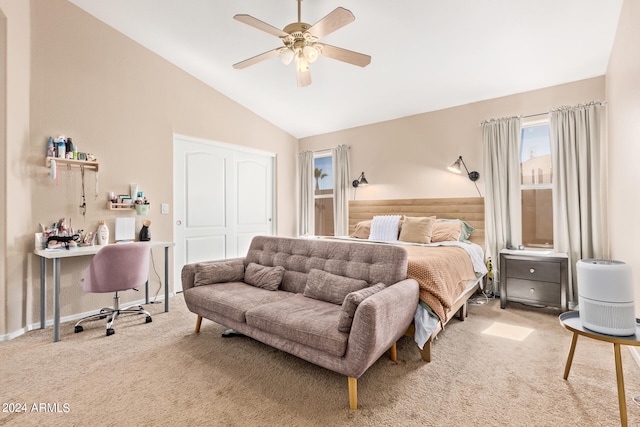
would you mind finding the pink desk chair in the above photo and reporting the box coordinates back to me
[74,242,152,336]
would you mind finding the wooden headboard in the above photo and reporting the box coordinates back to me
[349,197,485,247]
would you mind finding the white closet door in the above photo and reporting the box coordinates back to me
[173,135,274,292]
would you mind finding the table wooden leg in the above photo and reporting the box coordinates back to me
[563,332,578,380]
[614,343,628,427]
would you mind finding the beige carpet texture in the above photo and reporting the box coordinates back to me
[1,294,639,426]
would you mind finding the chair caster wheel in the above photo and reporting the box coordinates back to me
[145,316,152,323]
[106,328,115,336]
[74,325,83,333]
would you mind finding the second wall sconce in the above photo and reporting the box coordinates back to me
[447,156,479,181]
[352,172,369,188]
[448,156,481,196]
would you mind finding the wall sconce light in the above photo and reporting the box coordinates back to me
[448,156,479,181]
[352,172,369,188]
[448,156,482,196]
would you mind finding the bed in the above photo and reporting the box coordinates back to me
[341,197,487,362]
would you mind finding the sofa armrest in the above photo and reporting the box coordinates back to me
[181,257,246,292]
[344,278,419,377]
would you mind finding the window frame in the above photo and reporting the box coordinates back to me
[520,117,554,248]
[313,150,333,200]
[312,150,334,236]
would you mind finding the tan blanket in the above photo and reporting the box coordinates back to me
[404,245,477,323]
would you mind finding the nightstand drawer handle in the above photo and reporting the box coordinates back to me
[530,288,535,294]
[529,268,535,274]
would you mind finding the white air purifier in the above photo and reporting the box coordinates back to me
[577,259,636,336]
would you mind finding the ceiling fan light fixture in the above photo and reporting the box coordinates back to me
[279,47,295,65]
[303,45,319,63]
[233,2,370,86]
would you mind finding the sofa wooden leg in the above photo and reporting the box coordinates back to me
[195,315,202,333]
[389,342,397,362]
[348,377,358,410]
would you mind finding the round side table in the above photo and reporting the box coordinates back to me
[559,311,640,427]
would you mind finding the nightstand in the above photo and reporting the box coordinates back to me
[499,250,568,310]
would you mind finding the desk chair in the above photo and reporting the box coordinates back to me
[74,242,152,336]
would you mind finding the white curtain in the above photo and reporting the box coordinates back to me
[551,102,608,304]
[298,151,315,236]
[483,116,522,284]
[332,145,350,236]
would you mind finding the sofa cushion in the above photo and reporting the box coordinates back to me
[244,263,285,291]
[281,270,308,294]
[245,294,348,357]
[338,283,387,333]
[184,282,294,323]
[194,260,245,286]
[303,269,369,305]
[244,236,409,293]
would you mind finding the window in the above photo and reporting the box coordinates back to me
[520,122,553,248]
[313,153,334,236]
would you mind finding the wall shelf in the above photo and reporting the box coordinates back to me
[108,202,135,210]
[46,157,99,171]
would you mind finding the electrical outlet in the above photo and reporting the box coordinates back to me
[161,203,169,214]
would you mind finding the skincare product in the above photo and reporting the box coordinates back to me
[97,220,109,245]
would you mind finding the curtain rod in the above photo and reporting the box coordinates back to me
[480,112,546,126]
[481,101,607,125]
[522,112,549,119]
[312,145,350,155]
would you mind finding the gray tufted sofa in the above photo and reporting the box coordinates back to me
[181,235,419,409]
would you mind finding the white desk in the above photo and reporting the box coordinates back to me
[34,241,175,342]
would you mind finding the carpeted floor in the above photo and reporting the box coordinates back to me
[1,294,638,426]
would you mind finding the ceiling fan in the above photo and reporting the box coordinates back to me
[233,0,371,87]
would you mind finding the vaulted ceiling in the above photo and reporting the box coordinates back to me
[69,0,623,138]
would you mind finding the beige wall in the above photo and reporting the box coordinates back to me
[0,0,31,338]
[0,0,297,338]
[299,78,605,202]
[606,0,640,312]
[0,6,6,337]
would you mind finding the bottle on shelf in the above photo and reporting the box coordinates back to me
[47,136,55,157]
[97,220,109,245]
[66,137,73,159]
[57,139,65,158]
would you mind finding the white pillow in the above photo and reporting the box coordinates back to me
[368,215,401,242]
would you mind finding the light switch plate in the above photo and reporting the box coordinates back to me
[161,203,169,214]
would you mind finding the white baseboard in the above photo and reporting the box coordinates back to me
[0,294,172,342]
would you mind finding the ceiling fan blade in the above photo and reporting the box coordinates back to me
[296,68,311,87]
[306,7,355,39]
[319,44,371,67]
[233,48,280,69]
[234,14,289,38]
